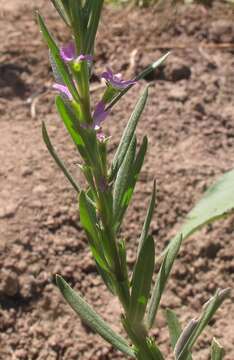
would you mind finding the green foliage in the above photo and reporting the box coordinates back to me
[38,1,232,359]
[56,275,135,357]
[161,169,234,260]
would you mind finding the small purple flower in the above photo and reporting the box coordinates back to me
[53,83,72,100]
[101,68,136,90]
[60,42,76,62]
[93,101,109,130]
[60,42,93,63]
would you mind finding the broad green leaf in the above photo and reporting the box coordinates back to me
[175,288,230,360]
[42,121,80,193]
[37,13,80,102]
[165,309,182,349]
[137,180,156,257]
[51,0,70,26]
[110,87,148,180]
[211,338,225,360]
[106,52,170,111]
[160,169,234,261]
[113,136,136,224]
[129,235,155,323]
[146,234,183,329]
[56,275,135,357]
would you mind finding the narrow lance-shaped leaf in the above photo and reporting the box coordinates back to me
[106,52,170,111]
[51,0,70,26]
[159,169,234,262]
[79,191,99,244]
[56,275,135,358]
[146,234,183,329]
[165,309,193,360]
[85,0,104,55]
[42,122,80,193]
[37,13,80,102]
[129,235,155,323]
[165,309,182,349]
[68,0,84,50]
[113,136,136,225]
[55,96,87,160]
[211,338,225,360]
[175,288,230,360]
[137,180,156,257]
[110,87,148,180]
[118,136,148,226]
[147,339,164,360]
[79,191,110,273]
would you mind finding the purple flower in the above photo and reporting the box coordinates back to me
[53,83,72,100]
[101,68,136,90]
[60,42,93,63]
[93,101,109,130]
[60,42,76,62]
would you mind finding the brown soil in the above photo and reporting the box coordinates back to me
[0,1,234,359]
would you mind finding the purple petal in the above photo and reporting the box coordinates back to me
[60,42,76,62]
[101,68,136,89]
[53,83,73,100]
[93,101,109,130]
[76,54,94,62]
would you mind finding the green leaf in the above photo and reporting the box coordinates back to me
[51,0,70,26]
[211,338,225,360]
[37,13,80,102]
[147,339,164,360]
[111,87,148,180]
[106,52,170,111]
[113,136,136,225]
[55,96,86,156]
[181,169,234,240]
[79,191,111,274]
[42,121,80,193]
[165,309,193,360]
[79,191,99,244]
[56,275,135,357]
[85,1,104,54]
[146,234,183,329]
[159,169,234,261]
[68,0,84,50]
[118,136,148,226]
[165,309,182,349]
[175,288,230,360]
[137,180,156,257]
[129,235,155,323]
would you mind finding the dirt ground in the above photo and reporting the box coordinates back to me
[0,0,234,359]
